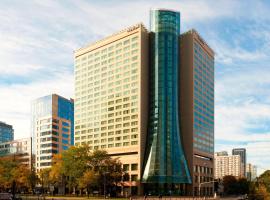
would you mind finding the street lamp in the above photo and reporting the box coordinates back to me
[103,172,110,199]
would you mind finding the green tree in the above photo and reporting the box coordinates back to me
[237,177,249,195]
[258,170,270,192]
[223,175,238,195]
[61,145,90,193]
[47,146,125,196]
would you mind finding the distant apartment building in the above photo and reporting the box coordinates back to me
[0,121,14,143]
[246,163,257,181]
[232,148,246,177]
[0,137,32,167]
[180,29,215,196]
[31,94,74,172]
[214,152,241,179]
[74,9,215,196]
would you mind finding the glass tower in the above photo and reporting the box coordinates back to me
[31,94,74,172]
[0,121,14,143]
[142,9,191,184]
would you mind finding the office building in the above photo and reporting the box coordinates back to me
[31,94,74,172]
[214,152,241,179]
[74,9,214,196]
[142,9,191,194]
[0,137,32,167]
[246,163,257,181]
[74,23,149,195]
[232,148,246,177]
[0,121,14,143]
[180,29,215,196]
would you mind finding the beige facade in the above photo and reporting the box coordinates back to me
[214,152,241,179]
[0,137,32,167]
[74,24,148,195]
[246,163,257,181]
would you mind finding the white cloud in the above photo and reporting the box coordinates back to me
[0,71,74,139]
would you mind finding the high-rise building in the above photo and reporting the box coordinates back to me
[74,23,149,195]
[246,163,257,181]
[232,148,246,177]
[31,94,74,172]
[214,152,241,179]
[0,137,32,168]
[0,121,14,143]
[180,29,215,196]
[142,9,191,194]
[216,151,228,156]
[74,9,214,196]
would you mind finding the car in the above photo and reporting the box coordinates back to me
[0,193,12,200]
[14,194,22,200]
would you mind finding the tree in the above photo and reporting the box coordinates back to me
[12,164,31,190]
[50,154,63,184]
[28,169,38,194]
[87,151,125,197]
[223,175,238,195]
[250,184,270,200]
[61,145,90,193]
[237,178,249,195]
[258,170,270,192]
[0,155,34,193]
[47,146,125,196]
[39,168,51,193]
[78,170,98,197]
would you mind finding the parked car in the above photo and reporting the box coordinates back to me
[0,193,12,200]
[0,193,22,200]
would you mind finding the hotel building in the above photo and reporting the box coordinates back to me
[74,24,149,195]
[214,152,241,179]
[74,9,214,196]
[180,29,215,196]
[0,121,14,143]
[0,137,32,168]
[31,94,74,172]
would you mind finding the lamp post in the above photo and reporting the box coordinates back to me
[103,172,110,199]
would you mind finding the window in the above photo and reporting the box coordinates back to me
[131,175,138,181]
[123,164,129,171]
[131,164,138,171]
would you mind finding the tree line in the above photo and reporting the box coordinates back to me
[0,145,128,197]
[41,145,127,196]
[222,172,270,200]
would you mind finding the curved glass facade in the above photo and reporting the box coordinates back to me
[142,9,191,184]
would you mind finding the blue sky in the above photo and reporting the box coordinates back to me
[0,0,270,174]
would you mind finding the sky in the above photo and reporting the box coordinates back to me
[0,0,270,174]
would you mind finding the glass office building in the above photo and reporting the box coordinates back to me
[31,94,74,172]
[142,9,191,185]
[232,148,246,177]
[180,29,215,196]
[0,121,14,143]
